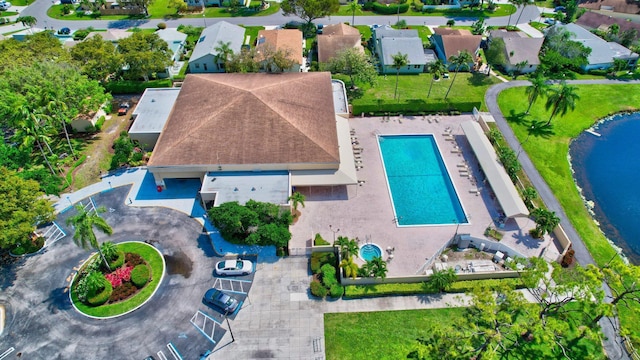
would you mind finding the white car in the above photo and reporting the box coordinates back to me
[0,1,11,10]
[215,259,253,276]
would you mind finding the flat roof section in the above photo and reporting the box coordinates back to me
[201,171,290,206]
[129,88,181,134]
[461,121,529,218]
[332,80,348,115]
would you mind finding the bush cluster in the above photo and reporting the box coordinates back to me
[109,282,137,302]
[352,101,481,116]
[109,251,126,270]
[87,279,113,306]
[310,252,336,274]
[131,264,150,288]
[104,79,172,94]
[371,2,410,14]
[125,252,145,267]
[313,233,330,246]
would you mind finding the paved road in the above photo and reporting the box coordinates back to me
[485,78,640,360]
[19,0,540,29]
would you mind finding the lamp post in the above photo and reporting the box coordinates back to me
[66,196,72,206]
[329,225,340,242]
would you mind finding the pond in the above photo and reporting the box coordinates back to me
[570,112,640,264]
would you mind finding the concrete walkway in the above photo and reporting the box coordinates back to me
[517,22,544,38]
[484,79,640,360]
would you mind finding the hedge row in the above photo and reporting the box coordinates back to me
[104,79,173,94]
[351,100,481,116]
[371,2,410,14]
[87,279,113,306]
[343,277,523,299]
[131,264,150,288]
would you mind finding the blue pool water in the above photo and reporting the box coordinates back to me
[570,112,640,264]
[379,135,467,226]
[359,244,382,261]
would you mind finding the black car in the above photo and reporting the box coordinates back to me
[203,288,239,313]
[58,27,71,35]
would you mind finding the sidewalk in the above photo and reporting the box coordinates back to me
[517,22,544,38]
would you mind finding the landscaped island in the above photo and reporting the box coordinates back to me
[70,241,165,318]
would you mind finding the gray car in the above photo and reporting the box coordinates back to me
[203,288,239,314]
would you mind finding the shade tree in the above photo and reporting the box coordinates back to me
[281,0,340,37]
[117,32,172,81]
[325,48,377,89]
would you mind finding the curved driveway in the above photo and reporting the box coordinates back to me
[485,79,640,360]
[19,0,541,29]
[0,186,234,359]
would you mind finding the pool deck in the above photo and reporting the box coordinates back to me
[290,115,562,277]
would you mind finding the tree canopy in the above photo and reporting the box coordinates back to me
[0,168,55,251]
[117,32,172,81]
[281,0,340,26]
[325,48,377,89]
[70,35,123,81]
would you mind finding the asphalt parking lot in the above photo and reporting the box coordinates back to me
[0,186,253,359]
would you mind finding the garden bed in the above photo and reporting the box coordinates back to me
[70,241,165,318]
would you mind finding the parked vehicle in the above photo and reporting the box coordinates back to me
[117,102,130,116]
[0,1,11,10]
[203,288,239,313]
[215,259,253,276]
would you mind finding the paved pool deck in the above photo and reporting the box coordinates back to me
[290,115,561,277]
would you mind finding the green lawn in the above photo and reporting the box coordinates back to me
[335,1,515,17]
[9,0,34,5]
[407,25,432,43]
[342,72,501,112]
[1,11,18,16]
[325,307,604,359]
[354,25,372,41]
[240,25,264,47]
[47,1,279,20]
[71,242,165,318]
[497,84,640,342]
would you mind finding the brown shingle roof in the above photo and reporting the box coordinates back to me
[322,23,361,36]
[148,73,339,167]
[578,0,640,14]
[256,29,303,65]
[317,34,364,63]
[433,28,472,36]
[490,30,544,66]
[576,11,640,41]
[440,34,482,59]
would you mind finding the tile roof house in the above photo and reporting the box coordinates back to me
[317,23,364,64]
[554,23,639,71]
[188,21,246,73]
[576,11,640,42]
[147,72,357,192]
[578,0,640,15]
[373,26,429,74]
[431,28,482,70]
[256,29,304,72]
[84,29,133,43]
[489,30,544,74]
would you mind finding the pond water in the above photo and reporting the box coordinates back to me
[570,112,640,264]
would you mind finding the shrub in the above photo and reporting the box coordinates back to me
[87,279,113,306]
[157,22,167,30]
[109,282,137,302]
[103,79,172,94]
[321,263,338,287]
[105,266,133,288]
[371,2,409,14]
[310,280,328,298]
[314,233,330,246]
[95,116,106,131]
[343,278,524,298]
[310,252,336,274]
[131,264,150,288]
[329,284,344,298]
[125,252,145,267]
[351,101,481,116]
[108,250,126,270]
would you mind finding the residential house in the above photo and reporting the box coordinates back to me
[489,30,544,74]
[146,72,357,202]
[576,11,640,42]
[188,21,246,73]
[84,29,133,43]
[373,26,428,74]
[256,29,303,72]
[554,23,639,70]
[430,28,482,70]
[156,28,188,78]
[10,27,45,41]
[579,0,640,15]
[317,23,364,64]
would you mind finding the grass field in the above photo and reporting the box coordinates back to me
[342,72,501,111]
[325,307,604,359]
[497,83,640,342]
[335,1,515,18]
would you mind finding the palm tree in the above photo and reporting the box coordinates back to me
[288,191,306,215]
[214,41,234,70]
[514,0,529,26]
[334,236,359,260]
[47,99,75,158]
[506,0,522,27]
[531,208,560,237]
[340,256,359,279]
[14,106,57,175]
[100,241,118,263]
[427,59,446,98]
[544,81,580,126]
[66,204,114,270]
[430,268,457,292]
[369,256,388,279]
[347,0,361,26]
[444,50,473,99]
[16,16,37,29]
[392,52,409,101]
[525,75,548,114]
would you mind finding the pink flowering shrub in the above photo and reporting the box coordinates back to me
[105,266,133,288]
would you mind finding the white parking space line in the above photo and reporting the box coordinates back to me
[212,278,251,295]
[0,348,15,360]
[167,343,182,360]
[190,310,220,345]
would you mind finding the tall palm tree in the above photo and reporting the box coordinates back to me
[427,59,446,98]
[444,50,473,99]
[544,81,580,126]
[334,236,359,260]
[16,16,37,29]
[506,0,522,27]
[66,204,114,270]
[347,0,361,26]
[391,52,409,101]
[525,75,547,114]
[14,106,57,175]
[214,41,234,70]
[47,99,75,158]
[288,191,306,214]
[531,208,560,237]
[340,256,359,279]
[430,268,457,292]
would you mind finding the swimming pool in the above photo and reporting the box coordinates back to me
[378,134,467,226]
